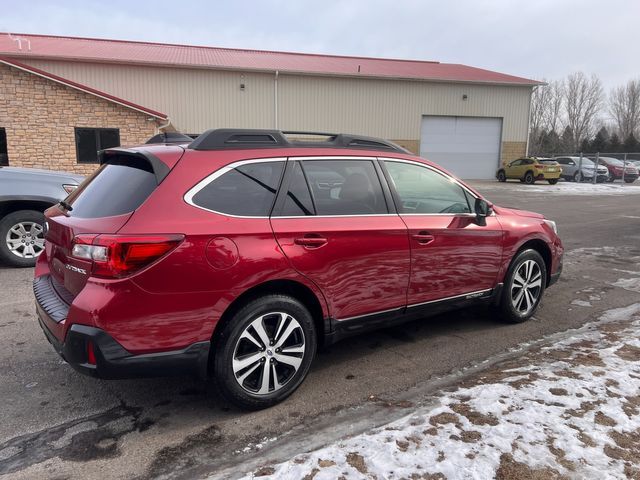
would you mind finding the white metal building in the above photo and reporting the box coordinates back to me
[0,33,540,178]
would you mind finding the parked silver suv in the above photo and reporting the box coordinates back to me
[0,167,84,267]
[553,156,609,183]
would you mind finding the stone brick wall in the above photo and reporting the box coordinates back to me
[0,63,158,175]
[501,141,527,165]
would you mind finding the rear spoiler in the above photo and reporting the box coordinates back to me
[98,148,170,185]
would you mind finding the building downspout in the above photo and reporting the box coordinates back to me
[274,70,279,129]
[155,117,172,136]
[525,86,535,156]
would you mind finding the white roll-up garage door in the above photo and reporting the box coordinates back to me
[420,116,503,180]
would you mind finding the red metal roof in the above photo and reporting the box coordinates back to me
[0,56,168,119]
[0,32,541,86]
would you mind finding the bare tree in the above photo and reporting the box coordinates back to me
[609,79,640,140]
[529,79,564,154]
[564,72,603,150]
[545,80,564,133]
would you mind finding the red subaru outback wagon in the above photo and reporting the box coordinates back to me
[34,129,563,409]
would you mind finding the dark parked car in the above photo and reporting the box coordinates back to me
[34,129,563,409]
[0,167,83,267]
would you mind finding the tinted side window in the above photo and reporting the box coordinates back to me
[384,161,472,214]
[281,162,315,216]
[510,160,522,166]
[302,160,387,215]
[68,161,157,218]
[192,161,284,216]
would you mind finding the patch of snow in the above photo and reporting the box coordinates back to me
[571,299,592,307]
[237,304,640,480]
[477,181,640,196]
[612,277,640,293]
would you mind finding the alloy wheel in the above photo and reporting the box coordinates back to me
[232,312,305,395]
[510,259,542,315]
[5,221,45,259]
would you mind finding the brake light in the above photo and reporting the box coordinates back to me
[71,234,184,278]
[535,165,544,169]
[87,340,97,365]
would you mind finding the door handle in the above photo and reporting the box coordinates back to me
[412,231,435,245]
[294,235,328,248]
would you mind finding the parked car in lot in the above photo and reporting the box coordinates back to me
[0,167,83,267]
[34,129,563,409]
[496,157,562,184]
[553,156,609,183]
[591,156,639,183]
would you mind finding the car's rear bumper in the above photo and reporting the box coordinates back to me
[34,276,210,379]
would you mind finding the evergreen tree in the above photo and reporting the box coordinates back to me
[608,133,622,153]
[622,134,640,152]
[589,127,609,153]
[560,127,574,153]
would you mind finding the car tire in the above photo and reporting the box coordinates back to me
[607,175,615,183]
[0,210,46,267]
[624,178,636,184]
[497,170,507,182]
[211,294,317,410]
[548,179,558,185]
[573,171,582,182]
[524,171,535,184]
[498,249,547,324]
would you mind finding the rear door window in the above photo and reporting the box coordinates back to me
[66,160,157,218]
[190,161,284,216]
[300,160,388,215]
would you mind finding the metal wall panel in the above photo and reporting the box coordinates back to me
[19,60,531,142]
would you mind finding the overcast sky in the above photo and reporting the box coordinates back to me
[1,0,638,89]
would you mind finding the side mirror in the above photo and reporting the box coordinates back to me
[474,198,492,225]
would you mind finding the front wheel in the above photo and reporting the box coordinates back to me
[497,170,507,182]
[624,178,637,184]
[212,295,317,409]
[607,175,615,183]
[499,249,547,323]
[573,171,582,182]
[548,179,558,185]
[0,210,46,267]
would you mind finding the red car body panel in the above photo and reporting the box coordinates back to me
[400,214,504,304]
[33,139,563,379]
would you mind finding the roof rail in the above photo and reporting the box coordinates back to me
[187,129,409,153]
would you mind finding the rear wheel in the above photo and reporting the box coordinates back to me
[499,249,547,323]
[497,170,507,182]
[524,171,535,184]
[548,179,558,185]
[0,210,46,267]
[573,171,582,182]
[212,295,317,410]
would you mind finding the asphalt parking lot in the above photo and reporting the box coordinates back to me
[1,180,639,479]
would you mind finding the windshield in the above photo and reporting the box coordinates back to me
[539,159,558,164]
[603,158,624,166]
[580,158,595,166]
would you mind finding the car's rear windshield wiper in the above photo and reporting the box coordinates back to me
[59,200,73,212]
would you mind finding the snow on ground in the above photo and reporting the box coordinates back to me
[241,304,640,480]
[475,181,640,196]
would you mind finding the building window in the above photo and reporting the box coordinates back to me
[0,128,8,166]
[74,128,120,164]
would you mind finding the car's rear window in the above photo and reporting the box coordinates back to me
[66,161,157,218]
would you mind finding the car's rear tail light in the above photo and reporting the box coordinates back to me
[71,234,184,278]
[86,340,97,365]
[535,165,544,169]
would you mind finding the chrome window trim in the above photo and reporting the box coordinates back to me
[336,288,492,322]
[183,157,287,219]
